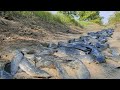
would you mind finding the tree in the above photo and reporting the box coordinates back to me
[58,11,78,18]
[59,11,103,25]
[78,11,103,24]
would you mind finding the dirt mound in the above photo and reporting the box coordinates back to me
[0,17,83,46]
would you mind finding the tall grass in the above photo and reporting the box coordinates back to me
[54,13,78,25]
[0,11,35,19]
[108,12,120,25]
[0,11,81,27]
[33,11,55,22]
[33,11,81,26]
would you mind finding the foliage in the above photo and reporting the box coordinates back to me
[59,11,103,25]
[55,12,80,26]
[0,11,81,27]
[58,11,78,18]
[78,21,95,27]
[108,11,120,25]
[78,11,103,24]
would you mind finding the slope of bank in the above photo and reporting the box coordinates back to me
[0,12,103,50]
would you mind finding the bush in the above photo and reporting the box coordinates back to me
[54,13,81,26]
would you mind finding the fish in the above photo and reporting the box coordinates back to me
[10,50,24,76]
[19,57,51,78]
[54,61,71,79]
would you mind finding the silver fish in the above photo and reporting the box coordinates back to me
[54,61,71,79]
[11,50,24,76]
[19,57,51,78]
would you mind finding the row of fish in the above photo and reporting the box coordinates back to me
[52,29,114,63]
[0,49,90,79]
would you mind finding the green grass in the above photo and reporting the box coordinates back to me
[108,12,120,25]
[104,24,115,29]
[78,21,95,27]
[54,13,81,26]
[33,11,56,22]
[1,11,82,27]
[33,11,81,26]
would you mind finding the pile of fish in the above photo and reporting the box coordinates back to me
[55,29,114,63]
[0,50,91,79]
[0,29,115,79]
